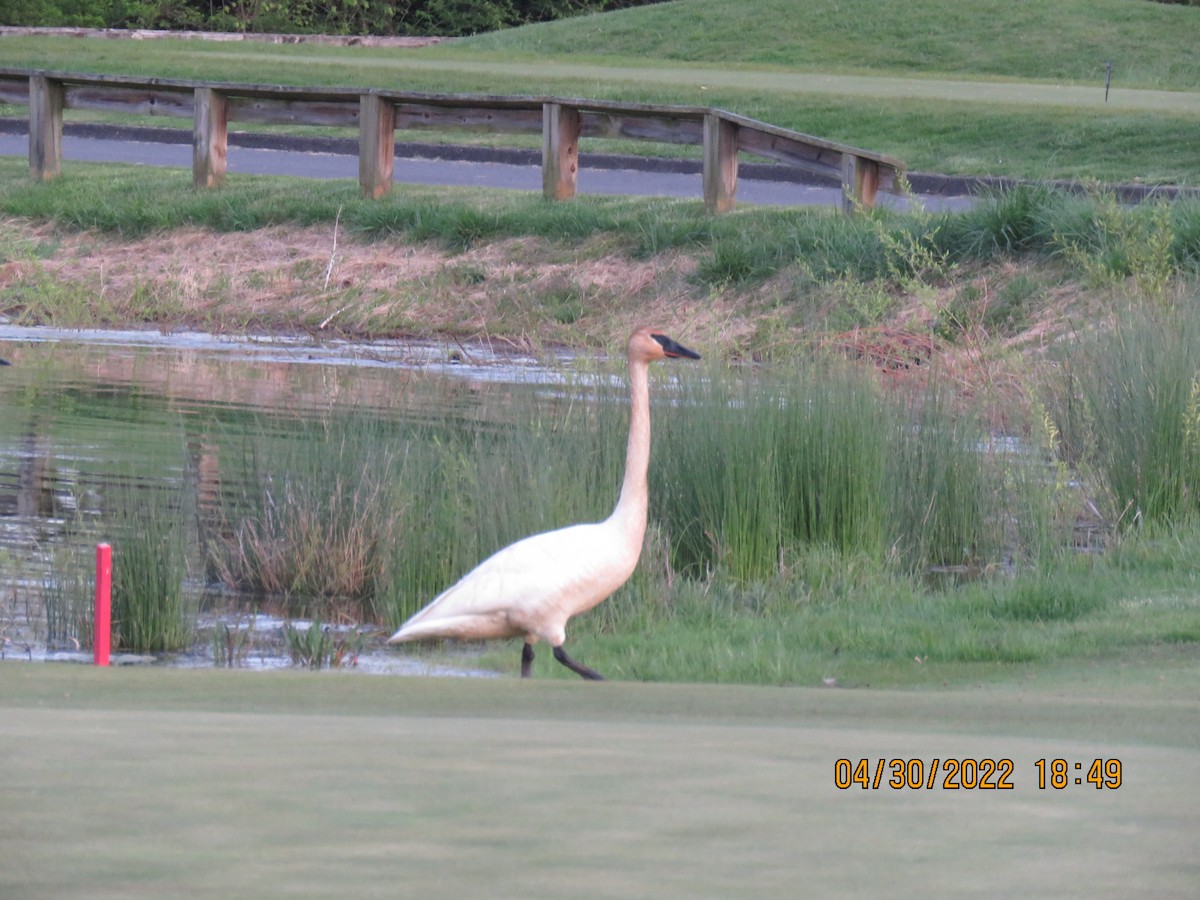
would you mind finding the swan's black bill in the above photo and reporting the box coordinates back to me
[651,333,701,360]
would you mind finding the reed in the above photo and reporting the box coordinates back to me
[203,355,1058,630]
[1046,303,1200,530]
[372,370,630,624]
[210,621,255,668]
[885,381,1004,571]
[650,359,1040,582]
[43,541,95,652]
[107,479,194,653]
[35,345,1188,683]
[209,411,408,616]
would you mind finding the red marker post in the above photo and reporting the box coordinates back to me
[94,543,112,667]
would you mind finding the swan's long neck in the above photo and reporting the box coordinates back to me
[609,355,652,544]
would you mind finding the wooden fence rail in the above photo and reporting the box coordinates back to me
[0,68,905,214]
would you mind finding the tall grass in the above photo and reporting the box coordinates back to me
[1044,304,1200,530]
[208,412,410,616]
[197,357,1058,628]
[107,478,194,653]
[651,361,892,581]
[20,331,1197,684]
[651,359,1045,582]
[34,451,196,655]
[43,541,95,651]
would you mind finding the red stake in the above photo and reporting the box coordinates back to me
[94,543,112,667]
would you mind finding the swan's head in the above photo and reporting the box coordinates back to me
[629,328,701,363]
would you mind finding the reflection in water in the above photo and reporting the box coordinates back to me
[0,327,570,672]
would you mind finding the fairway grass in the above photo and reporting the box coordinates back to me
[73,48,1200,114]
[2,663,1197,898]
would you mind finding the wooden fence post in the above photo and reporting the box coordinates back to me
[542,102,580,201]
[840,153,880,214]
[359,93,395,199]
[28,75,63,181]
[193,87,228,189]
[702,114,739,214]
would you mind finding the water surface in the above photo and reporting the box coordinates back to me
[0,324,566,673]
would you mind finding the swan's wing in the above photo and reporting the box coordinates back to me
[389,520,634,642]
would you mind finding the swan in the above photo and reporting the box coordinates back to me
[387,327,700,679]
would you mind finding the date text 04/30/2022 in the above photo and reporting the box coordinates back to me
[833,758,1123,791]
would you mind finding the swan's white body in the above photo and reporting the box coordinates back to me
[387,327,699,679]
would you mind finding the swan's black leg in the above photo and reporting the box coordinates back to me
[521,642,535,678]
[553,645,604,681]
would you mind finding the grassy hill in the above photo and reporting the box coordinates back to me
[461,0,1200,89]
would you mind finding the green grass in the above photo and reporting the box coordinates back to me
[2,0,1198,181]
[513,528,1200,686]
[462,0,1200,89]
[1,664,1198,898]
[8,0,1199,88]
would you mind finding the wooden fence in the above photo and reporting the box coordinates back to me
[0,68,905,214]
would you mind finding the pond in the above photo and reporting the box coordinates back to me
[0,324,581,675]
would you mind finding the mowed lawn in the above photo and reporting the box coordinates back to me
[2,661,1198,898]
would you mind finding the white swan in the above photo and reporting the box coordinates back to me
[388,327,700,679]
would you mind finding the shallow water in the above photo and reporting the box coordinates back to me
[0,324,570,675]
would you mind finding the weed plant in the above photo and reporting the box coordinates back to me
[1049,192,1178,298]
[282,619,368,669]
[210,619,256,668]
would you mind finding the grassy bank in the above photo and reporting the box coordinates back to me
[2,158,1199,353]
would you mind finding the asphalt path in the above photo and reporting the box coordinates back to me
[0,123,976,212]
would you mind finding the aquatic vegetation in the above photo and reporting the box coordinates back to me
[282,619,368,670]
[107,479,195,653]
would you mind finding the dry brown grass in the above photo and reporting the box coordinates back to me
[1,218,1095,374]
